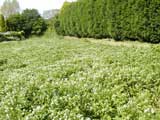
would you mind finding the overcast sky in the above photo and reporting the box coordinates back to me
[0,0,76,13]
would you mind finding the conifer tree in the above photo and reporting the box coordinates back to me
[0,14,6,32]
[55,0,160,43]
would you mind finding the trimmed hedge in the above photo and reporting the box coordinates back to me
[55,0,160,43]
[0,31,24,42]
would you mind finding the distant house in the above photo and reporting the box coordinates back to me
[42,9,59,19]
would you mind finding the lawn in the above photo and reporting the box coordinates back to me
[0,36,160,119]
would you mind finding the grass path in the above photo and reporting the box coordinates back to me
[65,36,151,48]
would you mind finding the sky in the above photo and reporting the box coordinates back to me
[0,0,76,14]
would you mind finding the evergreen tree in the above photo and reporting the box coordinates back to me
[0,14,6,32]
[55,0,160,43]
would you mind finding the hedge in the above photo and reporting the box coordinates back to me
[55,0,160,43]
[0,31,24,42]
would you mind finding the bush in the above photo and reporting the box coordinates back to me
[6,9,47,37]
[6,14,23,32]
[0,31,24,42]
[0,14,6,32]
[55,0,160,43]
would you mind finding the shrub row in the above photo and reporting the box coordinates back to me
[55,0,160,43]
[0,31,24,42]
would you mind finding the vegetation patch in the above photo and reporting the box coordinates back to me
[0,31,24,42]
[55,0,160,43]
[0,36,160,119]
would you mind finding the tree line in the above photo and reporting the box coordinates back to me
[0,9,47,38]
[0,0,47,38]
[55,0,160,43]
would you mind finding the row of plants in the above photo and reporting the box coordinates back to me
[55,0,160,43]
[0,9,47,41]
[0,31,24,42]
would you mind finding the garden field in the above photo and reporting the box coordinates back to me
[0,36,160,119]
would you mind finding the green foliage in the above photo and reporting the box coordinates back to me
[0,14,6,32]
[54,14,61,35]
[22,9,47,37]
[0,31,24,42]
[0,36,160,119]
[55,0,160,43]
[6,9,47,37]
[6,14,23,32]
[44,16,59,37]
